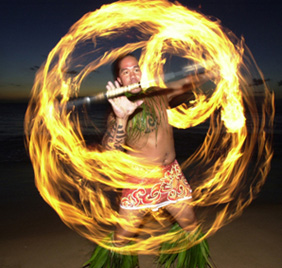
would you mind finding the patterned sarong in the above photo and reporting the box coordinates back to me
[120,160,192,211]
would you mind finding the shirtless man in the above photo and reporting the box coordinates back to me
[102,54,210,246]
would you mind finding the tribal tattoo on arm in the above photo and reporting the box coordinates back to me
[102,116,127,151]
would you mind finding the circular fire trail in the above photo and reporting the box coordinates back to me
[24,0,274,254]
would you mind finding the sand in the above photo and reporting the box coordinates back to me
[1,162,282,268]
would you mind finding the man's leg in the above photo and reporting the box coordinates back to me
[85,208,145,268]
[157,202,211,268]
[165,200,197,232]
[114,207,147,246]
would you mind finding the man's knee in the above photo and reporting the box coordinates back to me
[113,231,130,247]
[113,208,146,246]
[165,201,197,229]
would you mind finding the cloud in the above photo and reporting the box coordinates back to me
[10,83,22,87]
[63,69,99,75]
[0,83,21,88]
[64,70,78,75]
[30,65,40,71]
[29,66,99,76]
[250,78,270,86]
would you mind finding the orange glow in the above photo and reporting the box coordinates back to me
[24,0,274,254]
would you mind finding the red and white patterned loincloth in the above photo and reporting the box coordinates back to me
[120,159,192,211]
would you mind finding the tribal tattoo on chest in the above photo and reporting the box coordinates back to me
[139,111,160,133]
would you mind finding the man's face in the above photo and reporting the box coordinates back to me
[117,56,142,93]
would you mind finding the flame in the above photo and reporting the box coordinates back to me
[24,0,274,254]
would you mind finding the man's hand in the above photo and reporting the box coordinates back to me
[106,81,143,120]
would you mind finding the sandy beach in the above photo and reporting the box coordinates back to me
[1,159,281,268]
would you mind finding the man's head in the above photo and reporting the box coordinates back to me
[111,54,142,93]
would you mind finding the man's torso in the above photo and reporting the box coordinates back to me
[126,93,176,165]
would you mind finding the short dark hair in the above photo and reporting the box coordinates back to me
[111,53,137,80]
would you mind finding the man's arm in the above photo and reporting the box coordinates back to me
[102,114,127,151]
[102,81,143,151]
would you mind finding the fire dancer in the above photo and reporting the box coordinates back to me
[104,54,202,239]
[84,54,213,267]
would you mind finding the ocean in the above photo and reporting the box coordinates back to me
[0,102,28,163]
[0,98,281,162]
[0,100,209,163]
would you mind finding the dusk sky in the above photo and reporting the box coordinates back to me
[1,0,281,100]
